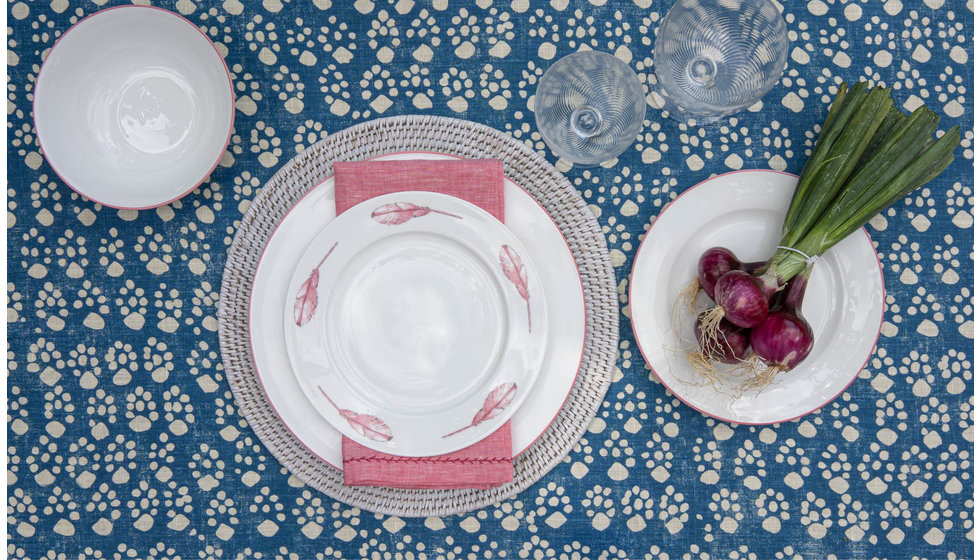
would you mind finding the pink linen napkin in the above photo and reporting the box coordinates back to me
[341,424,512,489]
[332,158,513,489]
[334,159,505,222]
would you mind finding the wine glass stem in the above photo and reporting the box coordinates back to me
[687,56,717,87]
[570,106,603,139]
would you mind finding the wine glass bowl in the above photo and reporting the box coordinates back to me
[534,51,647,166]
[652,0,789,124]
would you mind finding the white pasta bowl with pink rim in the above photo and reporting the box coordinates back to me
[629,170,885,425]
[33,6,234,209]
[282,191,548,456]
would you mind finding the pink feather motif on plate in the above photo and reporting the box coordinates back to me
[370,202,462,225]
[318,386,393,442]
[499,245,532,332]
[442,382,517,438]
[293,242,338,326]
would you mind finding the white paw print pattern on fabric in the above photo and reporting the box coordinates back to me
[6,0,972,557]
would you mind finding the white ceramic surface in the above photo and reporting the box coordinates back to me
[629,170,885,425]
[284,192,549,456]
[250,153,585,467]
[33,6,234,209]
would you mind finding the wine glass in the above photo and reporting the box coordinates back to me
[652,0,789,125]
[534,51,646,167]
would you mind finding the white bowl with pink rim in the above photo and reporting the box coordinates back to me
[33,6,235,210]
[629,170,885,425]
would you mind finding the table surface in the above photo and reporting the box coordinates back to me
[6,1,973,558]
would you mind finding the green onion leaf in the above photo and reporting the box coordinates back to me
[779,84,895,248]
[761,82,959,289]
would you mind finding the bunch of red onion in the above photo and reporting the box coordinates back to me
[678,82,959,389]
[692,247,814,374]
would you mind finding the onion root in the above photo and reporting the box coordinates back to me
[671,276,702,338]
[679,276,700,310]
[696,306,726,354]
[736,357,783,397]
[685,351,725,390]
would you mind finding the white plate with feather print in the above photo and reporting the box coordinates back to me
[283,191,548,456]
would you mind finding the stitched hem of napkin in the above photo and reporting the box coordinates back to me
[344,457,511,464]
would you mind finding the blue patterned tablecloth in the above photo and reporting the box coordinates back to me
[7,1,973,558]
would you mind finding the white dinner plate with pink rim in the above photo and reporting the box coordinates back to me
[629,170,885,425]
[33,6,234,209]
[283,191,549,456]
[250,153,584,466]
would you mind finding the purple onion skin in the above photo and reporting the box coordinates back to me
[781,271,809,311]
[768,269,808,311]
[713,270,771,328]
[741,260,768,274]
[695,312,750,364]
[697,247,742,299]
[749,311,814,370]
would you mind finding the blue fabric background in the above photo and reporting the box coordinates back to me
[7,1,973,558]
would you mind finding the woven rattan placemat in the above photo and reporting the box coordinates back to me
[218,115,617,517]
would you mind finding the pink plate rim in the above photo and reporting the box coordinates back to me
[31,5,236,211]
[247,151,587,467]
[627,168,886,426]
